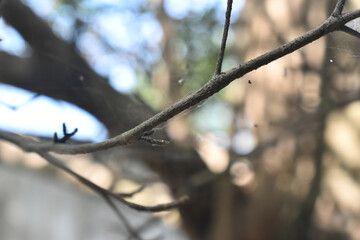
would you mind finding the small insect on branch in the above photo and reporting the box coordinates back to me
[53,123,78,143]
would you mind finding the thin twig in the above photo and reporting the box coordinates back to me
[37,152,188,212]
[101,194,143,240]
[340,25,360,38]
[119,195,189,212]
[37,152,141,237]
[214,0,233,75]
[32,152,188,236]
[116,185,146,198]
[332,0,346,17]
[339,9,360,23]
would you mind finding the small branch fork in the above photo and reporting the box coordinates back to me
[53,123,78,143]
[332,0,360,38]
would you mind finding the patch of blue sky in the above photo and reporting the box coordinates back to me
[80,0,145,11]
[77,32,138,93]
[191,101,234,133]
[77,31,106,65]
[0,19,30,57]
[51,5,76,41]
[91,53,121,77]
[84,9,162,90]
[94,10,137,50]
[164,0,246,22]
[93,10,163,53]
[22,0,56,19]
[138,13,164,49]
[164,0,217,19]
[0,84,108,141]
[109,64,137,93]
[0,84,35,106]
[232,129,255,155]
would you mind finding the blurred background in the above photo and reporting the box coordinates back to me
[0,0,360,239]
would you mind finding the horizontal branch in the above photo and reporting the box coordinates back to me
[0,1,359,155]
[0,130,130,154]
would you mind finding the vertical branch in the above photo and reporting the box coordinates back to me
[332,0,346,16]
[214,0,233,75]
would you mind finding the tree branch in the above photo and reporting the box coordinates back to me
[340,9,360,23]
[100,195,143,240]
[214,0,233,75]
[0,0,359,157]
[332,0,346,17]
[34,152,189,212]
[340,25,360,38]
[0,0,156,136]
[116,185,146,198]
